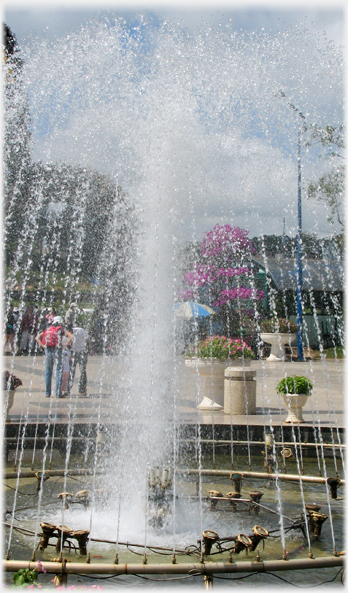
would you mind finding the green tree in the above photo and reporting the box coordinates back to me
[306,124,345,229]
[3,24,32,258]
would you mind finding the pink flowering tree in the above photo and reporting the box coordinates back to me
[181,224,264,336]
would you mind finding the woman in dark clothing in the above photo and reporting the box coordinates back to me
[3,304,16,354]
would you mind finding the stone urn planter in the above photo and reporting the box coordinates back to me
[3,371,22,422]
[4,390,15,421]
[276,375,313,423]
[281,393,310,423]
[260,333,296,361]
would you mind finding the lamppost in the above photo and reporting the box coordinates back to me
[279,91,305,361]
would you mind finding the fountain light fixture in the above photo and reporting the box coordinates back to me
[202,530,220,555]
[39,522,57,550]
[75,490,90,508]
[209,490,223,508]
[249,491,264,513]
[234,533,252,554]
[71,530,90,555]
[250,525,269,551]
[281,447,293,459]
[327,477,341,499]
[55,525,73,552]
[308,512,328,538]
[57,492,73,509]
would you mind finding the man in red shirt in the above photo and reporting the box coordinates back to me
[36,316,72,398]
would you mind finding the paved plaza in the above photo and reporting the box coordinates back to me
[4,353,345,429]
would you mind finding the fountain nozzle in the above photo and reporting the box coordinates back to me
[308,512,328,538]
[230,472,242,494]
[35,471,50,492]
[327,477,340,499]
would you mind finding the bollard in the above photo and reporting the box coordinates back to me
[224,368,257,414]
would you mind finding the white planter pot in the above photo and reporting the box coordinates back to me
[282,393,310,423]
[186,358,251,409]
[260,333,296,361]
[3,389,15,421]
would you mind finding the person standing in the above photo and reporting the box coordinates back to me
[69,326,90,396]
[35,316,72,398]
[3,304,16,354]
[45,307,57,328]
[65,302,79,332]
[61,335,72,397]
[19,305,38,354]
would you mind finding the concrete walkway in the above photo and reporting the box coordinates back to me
[3,353,345,429]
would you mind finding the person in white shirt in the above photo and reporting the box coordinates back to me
[69,326,90,396]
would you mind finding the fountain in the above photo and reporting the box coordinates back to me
[3,12,345,589]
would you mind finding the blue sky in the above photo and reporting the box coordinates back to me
[3,0,346,241]
[4,1,346,50]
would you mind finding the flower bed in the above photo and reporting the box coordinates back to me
[260,318,298,333]
[184,335,254,361]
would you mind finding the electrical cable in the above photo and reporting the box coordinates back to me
[3,483,38,496]
[213,568,343,587]
[72,573,122,580]
[133,573,201,581]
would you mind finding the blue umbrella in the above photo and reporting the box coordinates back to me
[174,302,216,319]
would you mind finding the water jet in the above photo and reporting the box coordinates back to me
[2,10,345,589]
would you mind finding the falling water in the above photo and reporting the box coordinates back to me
[3,11,345,587]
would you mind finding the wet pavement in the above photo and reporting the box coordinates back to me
[3,353,345,429]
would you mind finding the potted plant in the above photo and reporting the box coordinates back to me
[184,336,254,408]
[276,375,313,423]
[3,371,22,421]
[260,318,298,361]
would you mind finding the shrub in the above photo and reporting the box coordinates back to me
[3,371,22,391]
[276,375,313,395]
